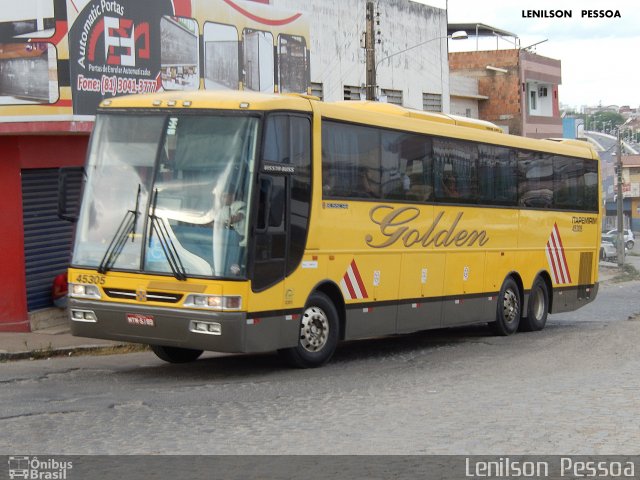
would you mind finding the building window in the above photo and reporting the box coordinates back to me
[423,92,442,112]
[310,82,324,100]
[530,90,537,111]
[344,85,366,101]
[380,88,403,106]
[527,82,554,116]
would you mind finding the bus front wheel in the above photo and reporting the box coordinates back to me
[279,291,339,368]
[490,277,521,336]
[151,345,203,363]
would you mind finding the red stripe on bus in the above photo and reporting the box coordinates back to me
[343,272,357,300]
[547,240,561,284]
[553,224,572,283]
[550,226,565,284]
[350,260,368,298]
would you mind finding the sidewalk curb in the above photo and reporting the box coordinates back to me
[0,342,140,362]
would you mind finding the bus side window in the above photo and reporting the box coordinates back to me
[256,177,271,232]
[255,174,286,264]
[268,182,285,228]
[433,137,478,202]
[478,145,517,205]
[554,156,584,210]
[518,153,553,208]
[253,114,310,291]
[400,134,433,202]
[256,176,285,230]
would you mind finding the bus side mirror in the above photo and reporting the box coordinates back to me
[57,167,84,222]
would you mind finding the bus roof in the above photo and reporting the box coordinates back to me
[100,91,597,160]
[100,90,313,112]
[325,100,504,133]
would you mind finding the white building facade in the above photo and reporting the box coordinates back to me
[274,0,450,111]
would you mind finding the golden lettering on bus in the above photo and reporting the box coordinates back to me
[365,205,489,249]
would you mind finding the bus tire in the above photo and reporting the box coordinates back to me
[519,277,549,332]
[490,277,521,336]
[278,291,339,368]
[151,345,203,363]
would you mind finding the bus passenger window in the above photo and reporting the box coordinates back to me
[554,156,584,210]
[433,138,478,202]
[518,153,553,208]
[358,167,380,198]
[478,144,517,205]
[400,134,433,202]
[381,131,405,199]
[322,121,380,200]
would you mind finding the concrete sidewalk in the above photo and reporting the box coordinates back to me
[0,308,127,361]
[0,260,635,361]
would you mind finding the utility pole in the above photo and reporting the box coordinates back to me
[365,1,376,100]
[616,129,625,266]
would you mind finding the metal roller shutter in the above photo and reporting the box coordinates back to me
[21,168,81,311]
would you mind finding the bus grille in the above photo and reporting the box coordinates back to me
[103,288,183,304]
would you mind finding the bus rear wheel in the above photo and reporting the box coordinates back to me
[490,277,521,336]
[519,277,549,332]
[151,345,203,363]
[279,291,339,368]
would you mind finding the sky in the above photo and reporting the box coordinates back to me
[414,0,640,110]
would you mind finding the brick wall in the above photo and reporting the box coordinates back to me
[449,50,522,134]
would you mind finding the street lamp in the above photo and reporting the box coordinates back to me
[375,30,468,69]
[367,30,468,100]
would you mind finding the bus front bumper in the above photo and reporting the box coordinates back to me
[69,299,299,354]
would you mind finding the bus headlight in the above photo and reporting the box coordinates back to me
[184,294,242,311]
[69,283,101,299]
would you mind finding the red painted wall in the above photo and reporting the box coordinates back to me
[0,134,90,331]
[19,135,88,169]
[0,137,29,331]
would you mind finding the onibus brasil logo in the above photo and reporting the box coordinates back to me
[8,456,72,480]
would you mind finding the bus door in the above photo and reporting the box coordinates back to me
[251,113,312,303]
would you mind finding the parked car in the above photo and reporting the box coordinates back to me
[600,236,618,261]
[605,229,635,249]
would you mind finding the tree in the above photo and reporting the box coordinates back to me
[588,111,625,132]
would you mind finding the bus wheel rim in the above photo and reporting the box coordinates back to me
[300,306,329,353]
[503,289,518,324]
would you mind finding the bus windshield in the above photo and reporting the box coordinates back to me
[72,113,259,279]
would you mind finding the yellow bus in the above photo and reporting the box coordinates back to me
[67,90,601,368]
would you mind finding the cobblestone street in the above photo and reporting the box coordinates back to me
[1,276,639,455]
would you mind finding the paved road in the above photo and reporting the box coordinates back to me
[584,130,638,155]
[2,274,640,455]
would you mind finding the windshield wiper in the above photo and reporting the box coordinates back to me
[148,188,188,281]
[97,184,141,274]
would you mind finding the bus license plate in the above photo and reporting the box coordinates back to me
[127,313,155,327]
